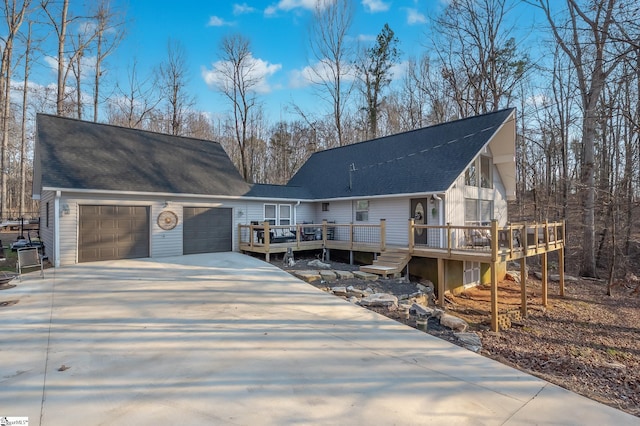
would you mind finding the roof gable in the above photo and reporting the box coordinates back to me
[36,114,252,197]
[287,108,515,199]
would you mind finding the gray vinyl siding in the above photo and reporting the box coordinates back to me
[39,191,55,262]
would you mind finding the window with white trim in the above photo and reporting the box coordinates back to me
[264,203,293,225]
[465,198,493,225]
[279,205,291,225]
[355,200,369,222]
[264,204,277,225]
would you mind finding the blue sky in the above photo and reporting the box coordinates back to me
[109,0,445,123]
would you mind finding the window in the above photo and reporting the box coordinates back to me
[279,205,291,226]
[465,156,492,189]
[480,156,492,188]
[322,202,330,212]
[264,204,277,225]
[264,203,292,225]
[465,198,493,225]
[355,200,369,222]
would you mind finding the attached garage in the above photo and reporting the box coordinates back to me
[183,207,232,255]
[78,205,150,263]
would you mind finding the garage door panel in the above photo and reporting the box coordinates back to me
[183,207,232,255]
[79,205,150,263]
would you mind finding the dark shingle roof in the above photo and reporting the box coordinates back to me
[287,108,515,199]
[245,184,313,199]
[36,114,255,196]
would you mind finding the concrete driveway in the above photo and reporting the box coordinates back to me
[0,253,636,425]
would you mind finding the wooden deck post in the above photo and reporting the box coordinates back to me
[446,222,452,256]
[408,218,415,254]
[541,252,548,307]
[490,220,499,332]
[380,219,386,251]
[322,220,328,244]
[437,258,445,308]
[490,262,499,332]
[263,221,270,262]
[559,220,566,297]
[520,256,527,318]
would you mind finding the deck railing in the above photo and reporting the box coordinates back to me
[239,219,564,261]
[238,220,386,252]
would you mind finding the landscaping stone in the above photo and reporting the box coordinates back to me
[410,303,433,318]
[346,286,368,297]
[293,270,321,283]
[359,293,398,309]
[417,281,434,294]
[353,271,378,281]
[440,313,469,332]
[505,271,521,283]
[335,270,355,279]
[307,259,331,269]
[320,270,337,282]
[533,272,579,282]
[331,286,348,296]
[454,332,482,352]
[347,296,359,304]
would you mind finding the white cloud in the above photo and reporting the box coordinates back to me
[289,59,356,89]
[362,0,390,13]
[202,55,282,95]
[357,34,376,42]
[233,3,256,15]
[207,16,233,27]
[406,8,427,25]
[264,0,332,16]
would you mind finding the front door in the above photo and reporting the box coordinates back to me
[410,198,427,245]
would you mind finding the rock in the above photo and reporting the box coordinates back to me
[331,286,348,296]
[353,271,379,281]
[505,271,521,283]
[359,293,398,309]
[365,287,374,294]
[410,303,434,318]
[533,272,579,282]
[346,286,368,297]
[454,332,482,352]
[308,259,331,269]
[320,270,337,282]
[440,313,468,332]
[347,296,359,304]
[335,270,354,279]
[432,308,445,319]
[417,281,435,294]
[293,270,321,283]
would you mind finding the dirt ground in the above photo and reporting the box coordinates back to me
[272,254,640,418]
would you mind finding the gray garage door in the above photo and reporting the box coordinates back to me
[183,207,232,255]
[79,205,150,263]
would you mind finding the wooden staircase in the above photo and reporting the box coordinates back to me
[359,249,411,278]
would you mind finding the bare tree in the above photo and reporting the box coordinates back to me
[431,0,529,115]
[0,0,30,220]
[214,34,261,182]
[108,58,160,128]
[308,0,354,147]
[156,39,194,136]
[91,0,124,122]
[19,20,33,217]
[355,23,400,139]
[537,0,635,277]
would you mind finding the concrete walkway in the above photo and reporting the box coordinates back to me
[0,253,636,425]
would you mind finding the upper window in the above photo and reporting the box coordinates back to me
[264,204,277,225]
[465,156,492,189]
[322,202,330,212]
[355,200,369,222]
[279,205,291,226]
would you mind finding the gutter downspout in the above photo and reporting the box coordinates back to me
[54,190,61,267]
[432,193,444,247]
[294,200,301,225]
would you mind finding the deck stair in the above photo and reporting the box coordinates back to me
[359,249,411,278]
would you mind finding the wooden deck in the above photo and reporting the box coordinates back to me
[239,220,566,332]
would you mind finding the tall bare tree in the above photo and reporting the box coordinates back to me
[0,0,30,220]
[108,58,160,128]
[156,39,194,136]
[355,23,400,139]
[537,0,634,277]
[214,34,261,182]
[308,0,354,147]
